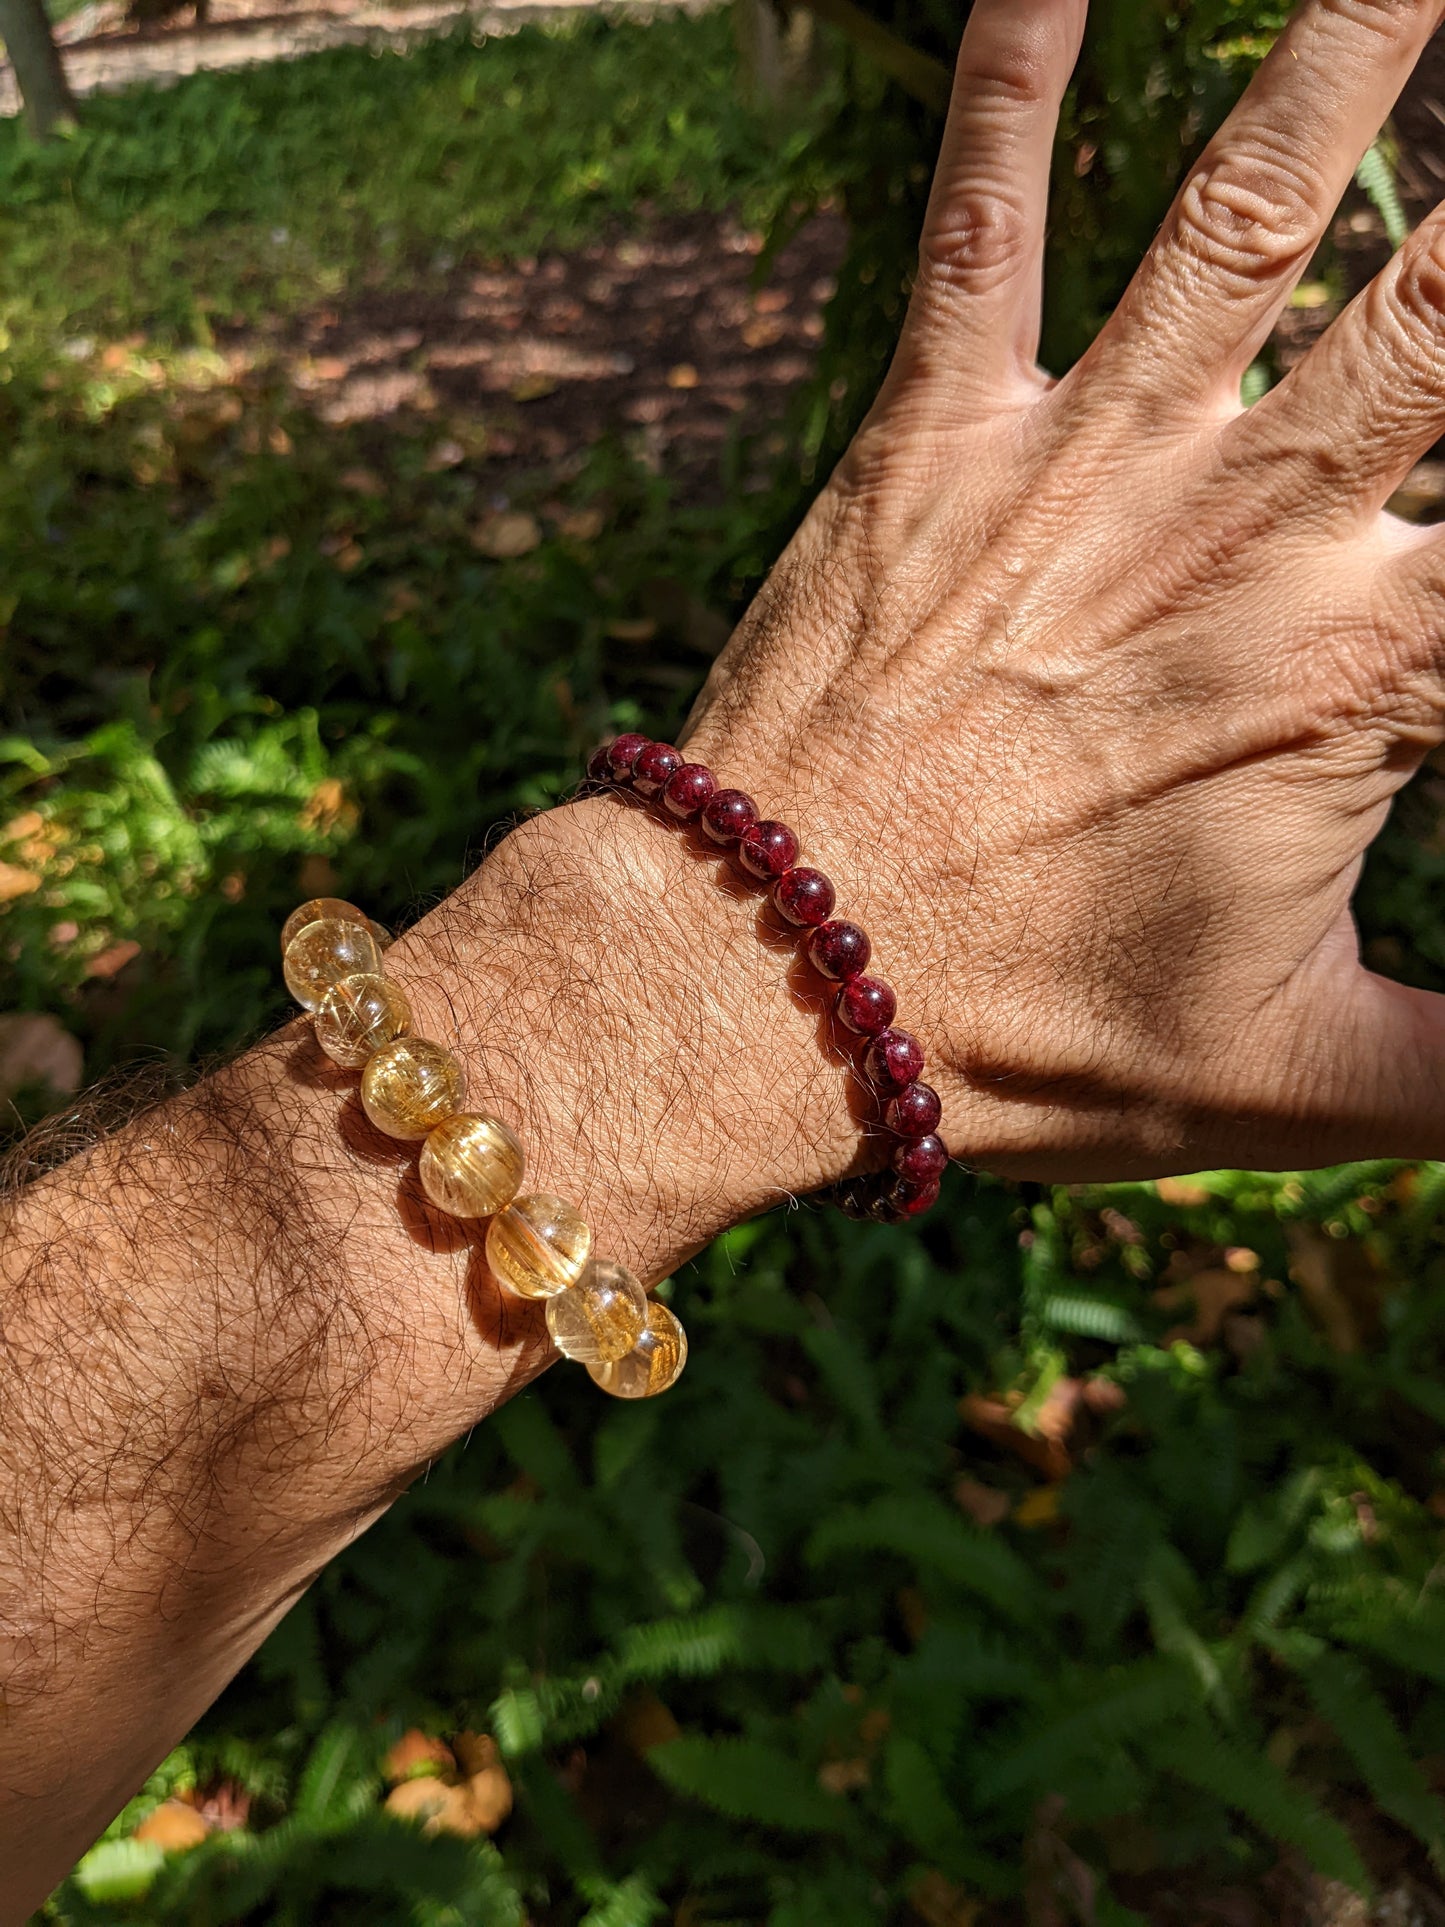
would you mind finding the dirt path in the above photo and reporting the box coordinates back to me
[0,0,704,117]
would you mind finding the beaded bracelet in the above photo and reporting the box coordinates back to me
[279,898,687,1400]
[585,735,947,1224]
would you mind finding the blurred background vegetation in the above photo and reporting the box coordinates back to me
[10,0,1445,1920]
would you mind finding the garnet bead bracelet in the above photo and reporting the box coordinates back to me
[587,740,947,1224]
[279,898,687,1399]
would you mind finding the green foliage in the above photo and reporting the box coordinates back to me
[16,6,1445,1923]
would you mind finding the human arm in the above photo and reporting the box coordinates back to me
[14,0,1445,1909]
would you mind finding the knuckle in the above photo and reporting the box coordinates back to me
[919,188,1028,297]
[1319,0,1436,39]
[957,38,1052,111]
[1174,140,1322,285]
[1378,220,1445,356]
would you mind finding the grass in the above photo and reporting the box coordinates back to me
[10,10,1445,1924]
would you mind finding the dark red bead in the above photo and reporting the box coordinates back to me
[894,1134,947,1184]
[587,742,616,782]
[884,1082,942,1138]
[774,867,836,927]
[607,732,649,779]
[807,920,871,981]
[633,741,683,795]
[893,1176,941,1219]
[864,1028,924,1095]
[663,762,717,820]
[836,976,897,1036]
[701,788,759,846]
[738,819,799,881]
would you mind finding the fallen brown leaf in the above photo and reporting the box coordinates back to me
[472,511,542,559]
[953,1476,1011,1528]
[381,1729,455,1784]
[134,1800,209,1853]
[1155,1267,1257,1347]
[0,863,41,903]
[0,1013,83,1100]
[84,940,141,982]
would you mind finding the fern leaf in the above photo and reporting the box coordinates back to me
[882,1733,958,1859]
[807,1494,1045,1624]
[1039,1293,1143,1344]
[1152,1729,1370,1894]
[1356,139,1409,250]
[647,1736,848,1833]
[1270,1631,1445,1864]
[492,1684,547,1757]
[577,1873,667,1927]
[292,1721,376,1825]
[977,1656,1196,1802]
[1337,1616,1445,1693]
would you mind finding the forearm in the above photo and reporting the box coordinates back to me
[0,796,860,1917]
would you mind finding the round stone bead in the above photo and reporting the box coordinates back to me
[774,867,836,927]
[281,897,369,954]
[837,976,897,1037]
[884,1081,942,1138]
[738,819,798,881]
[864,1028,925,1095]
[587,1300,688,1399]
[587,742,615,783]
[700,788,758,846]
[894,1133,948,1185]
[633,741,683,796]
[420,1113,525,1219]
[663,763,717,821]
[894,1177,941,1219]
[314,970,412,1069]
[487,1193,592,1300]
[607,732,650,779]
[807,920,871,982]
[361,1036,466,1140]
[368,920,395,951]
[545,1257,648,1365]
[283,917,384,1012]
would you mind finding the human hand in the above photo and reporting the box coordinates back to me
[670,0,1445,1183]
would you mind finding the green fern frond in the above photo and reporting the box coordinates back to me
[617,1603,822,1682]
[807,1495,1045,1624]
[1356,139,1409,250]
[647,1736,848,1833]
[977,1656,1197,1803]
[1268,1631,1445,1864]
[292,1722,376,1826]
[577,1873,667,1927]
[1039,1294,1144,1343]
[1152,1728,1370,1894]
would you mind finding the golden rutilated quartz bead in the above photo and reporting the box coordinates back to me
[546,1258,648,1365]
[419,1113,525,1219]
[587,1300,688,1400]
[486,1194,591,1300]
[283,918,384,1012]
[360,1036,466,1140]
[281,897,368,954]
[314,971,412,1069]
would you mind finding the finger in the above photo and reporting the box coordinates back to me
[1222,201,1445,524]
[890,0,1087,411]
[1081,0,1441,422]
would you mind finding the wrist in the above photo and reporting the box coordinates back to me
[385,793,863,1285]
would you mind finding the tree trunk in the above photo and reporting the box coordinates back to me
[0,0,76,141]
